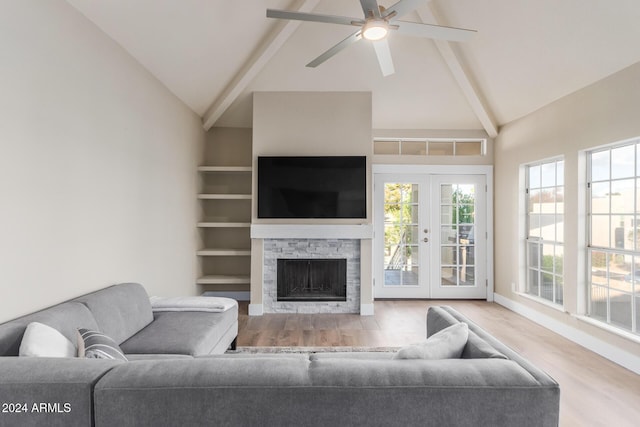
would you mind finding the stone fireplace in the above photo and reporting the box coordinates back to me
[250,224,373,315]
[263,238,359,313]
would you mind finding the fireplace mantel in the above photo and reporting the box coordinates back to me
[250,224,373,240]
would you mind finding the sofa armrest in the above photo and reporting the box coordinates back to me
[0,357,121,427]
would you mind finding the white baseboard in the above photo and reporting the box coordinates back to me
[248,304,263,316]
[360,303,374,316]
[494,293,640,375]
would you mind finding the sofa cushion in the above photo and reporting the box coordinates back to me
[120,307,237,356]
[310,357,538,387]
[78,329,128,361]
[19,322,76,358]
[462,330,508,359]
[74,283,153,345]
[394,322,469,360]
[0,302,99,356]
[0,357,122,427]
[426,305,462,337]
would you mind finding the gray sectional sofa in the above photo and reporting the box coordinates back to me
[0,284,559,427]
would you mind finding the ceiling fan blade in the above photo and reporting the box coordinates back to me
[306,30,363,68]
[394,21,476,42]
[267,9,363,27]
[372,39,395,76]
[382,0,426,20]
[360,0,381,18]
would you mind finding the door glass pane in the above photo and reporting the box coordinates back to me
[439,183,477,288]
[383,183,420,287]
[441,226,457,244]
[440,205,454,224]
[441,267,457,286]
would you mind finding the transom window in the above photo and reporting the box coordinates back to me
[374,138,485,157]
[525,158,564,305]
[588,139,640,336]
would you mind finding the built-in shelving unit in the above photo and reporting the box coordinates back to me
[197,128,252,296]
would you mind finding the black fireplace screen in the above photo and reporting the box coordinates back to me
[277,258,347,301]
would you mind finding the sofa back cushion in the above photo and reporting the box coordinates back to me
[426,306,461,337]
[462,330,508,359]
[427,306,508,360]
[74,283,153,345]
[394,323,469,360]
[0,302,98,356]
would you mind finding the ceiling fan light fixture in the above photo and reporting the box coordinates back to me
[362,20,389,41]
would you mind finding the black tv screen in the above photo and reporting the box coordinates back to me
[258,156,366,219]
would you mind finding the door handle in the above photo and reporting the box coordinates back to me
[423,237,429,243]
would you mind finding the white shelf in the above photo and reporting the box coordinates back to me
[198,194,251,200]
[198,222,251,228]
[198,166,252,173]
[197,275,251,285]
[197,248,251,256]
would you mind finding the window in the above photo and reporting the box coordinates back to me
[373,138,485,157]
[588,140,640,336]
[525,158,564,305]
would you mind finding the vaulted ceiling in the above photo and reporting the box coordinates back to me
[65,0,640,133]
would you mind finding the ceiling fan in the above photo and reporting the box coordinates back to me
[266,0,476,76]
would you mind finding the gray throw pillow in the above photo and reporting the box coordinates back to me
[394,322,469,360]
[77,328,128,361]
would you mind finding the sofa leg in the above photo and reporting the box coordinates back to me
[229,337,237,351]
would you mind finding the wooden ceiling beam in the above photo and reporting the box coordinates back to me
[416,4,499,138]
[202,0,321,131]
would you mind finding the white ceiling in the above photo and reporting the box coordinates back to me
[66,0,640,131]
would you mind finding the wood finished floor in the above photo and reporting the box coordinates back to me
[237,300,640,427]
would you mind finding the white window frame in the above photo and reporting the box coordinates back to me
[524,157,565,307]
[586,138,640,337]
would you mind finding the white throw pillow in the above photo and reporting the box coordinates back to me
[19,322,76,358]
[394,322,469,360]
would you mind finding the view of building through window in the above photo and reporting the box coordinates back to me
[525,158,564,305]
[588,140,640,336]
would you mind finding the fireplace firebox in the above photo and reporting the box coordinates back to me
[277,258,347,302]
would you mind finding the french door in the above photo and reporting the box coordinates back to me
[374,172,488,299]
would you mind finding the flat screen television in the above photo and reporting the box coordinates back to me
[258,156,366,219]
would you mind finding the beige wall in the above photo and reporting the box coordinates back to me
[251,92,373,307]
[0,0,204,322]
[494,61,640,355]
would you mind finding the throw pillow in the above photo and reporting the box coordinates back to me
[77,328,128,361]
[394,322,469,360]
[19,322,76,358]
